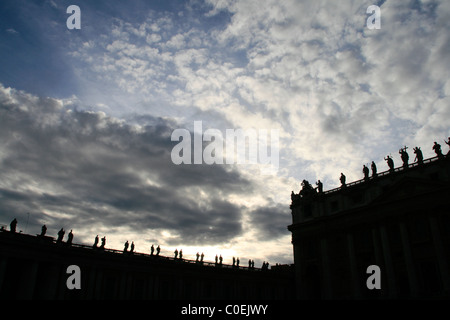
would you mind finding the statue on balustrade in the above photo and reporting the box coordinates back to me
[340,173,346,187]
[316,180,323,193]
[40,224,47,236]
[100,236,106,249]
[67,230,73,245]
[433,141,444,158]
[399,146,409,168]
[371,161,377,177]
[299,180,316,197]
[445,137,450,155]
[363,165,369,180]
[57,228,65,243]
[384,155,394,172]
[413,147,423,164]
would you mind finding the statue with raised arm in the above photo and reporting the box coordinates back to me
[384,155,394,172]
[100,236,106,249]
[444,137,450,155]
[316,180,323,193]
[399,146,409,168]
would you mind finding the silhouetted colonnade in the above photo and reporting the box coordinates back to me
[2,220,269,271]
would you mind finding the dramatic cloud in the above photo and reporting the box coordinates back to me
[0,85,254,248]
[1,0,449,264]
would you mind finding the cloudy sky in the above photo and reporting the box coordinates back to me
[0,0,449,265]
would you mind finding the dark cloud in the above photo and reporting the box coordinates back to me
[249,204,291,241]
[0,85,250,245]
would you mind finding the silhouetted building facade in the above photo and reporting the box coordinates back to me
[289,155,450,299]
[0,230,294,299]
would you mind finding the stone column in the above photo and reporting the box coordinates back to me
[347,233,361,298]
[429,215,450,294]
[372,227,386,298]
[17,260,39,299]
[399,222,419,297]
[320,238,332,299]
[379,225,397,298]
[0,258,7,294]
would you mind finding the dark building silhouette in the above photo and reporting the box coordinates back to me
[0,229,294,299]
[289,153,450,299]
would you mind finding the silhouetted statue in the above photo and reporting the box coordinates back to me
[384,155,394,172]
[130,241,134,253]
[57,228,65,243]
[340,173,346,187]
[362,165,369,180]
[200,252,204,262]
[123,241,129,253]
[251,260,255,269]
[371,161,377,177]
[67,230,73,245]
[413,147,423,164]
[100,236,106,249]
[174,249,178,259]
[156,245,160,256]
[232,257,236,266]
[236,257,240,267]
[196,252,200,262]
[299,179,316,197]
[433,141,443,158]
[10,218,17,233]
[445,137,450,155]
[215,254,218,264]
[40,224,47,236]
[399,146,409,168]
[179,249,183,259]
[248,259,252,268]
[93,235,99,248]
[219,255,223,265]
[150,245,155,255]
[316,180,323,193]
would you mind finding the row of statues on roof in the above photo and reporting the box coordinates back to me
[5,219,270,270]
[292,138,450,200]
[3,220,75,246]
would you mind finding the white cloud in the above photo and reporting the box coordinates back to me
[4,0,448,263]
[6,28,19,35]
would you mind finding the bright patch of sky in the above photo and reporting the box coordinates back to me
[1,0,449,264]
